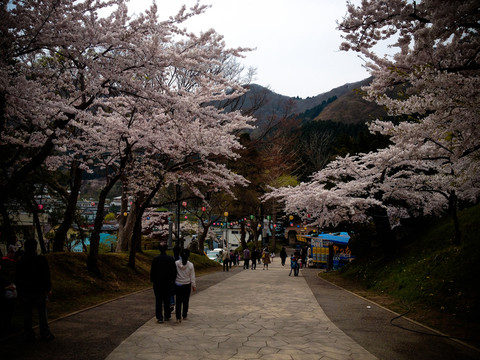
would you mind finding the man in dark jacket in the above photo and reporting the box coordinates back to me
[15,238,54,342]
[150,242,177,323]
[250,247,258,270]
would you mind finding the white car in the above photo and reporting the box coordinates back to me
[206,249,222,262]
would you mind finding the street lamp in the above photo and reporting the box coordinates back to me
[224,211,229,251]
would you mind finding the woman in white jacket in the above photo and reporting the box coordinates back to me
[174,249,196,323]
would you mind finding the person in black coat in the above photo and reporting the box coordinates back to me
[250,247,258,270]
[280,247,287,266]
[150,242,177,323]
[15,238,54,342]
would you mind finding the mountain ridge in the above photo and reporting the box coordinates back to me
[244,77,387,125]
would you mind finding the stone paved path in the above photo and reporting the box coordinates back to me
[105,262,377,360]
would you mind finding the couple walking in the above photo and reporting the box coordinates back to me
[150,242,196,324]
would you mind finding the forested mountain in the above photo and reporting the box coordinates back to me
[312,84,387,124]
[243,77,386,126]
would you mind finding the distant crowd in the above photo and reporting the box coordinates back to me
[218,244,310,275]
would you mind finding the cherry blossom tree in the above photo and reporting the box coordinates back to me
[338,0,480,243]
[0,0,141,250]
[267,0,479,247]
[83,5,252,270]
[113,49,255,267]
[1,0,253,273]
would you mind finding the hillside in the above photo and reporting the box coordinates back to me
[313,84,387,124]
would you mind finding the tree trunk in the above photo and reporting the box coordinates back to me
[128,182,163,269]
[240,221,247,249]
[128,206,144,270]
[53,163,83,252]
[117,205,136,252]
[87,176,119,275]
[74,217,88,252]
[253,221,260,248]
[116,183,136,251]
[198,225,210,252]
[32,205,47,254]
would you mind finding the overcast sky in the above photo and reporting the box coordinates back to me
[129,0,369,98]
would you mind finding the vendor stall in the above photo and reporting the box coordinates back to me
[300,232,353,269]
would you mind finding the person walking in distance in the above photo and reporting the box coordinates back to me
[15,239,54,342]
[301,245,308,268]
[250,247,258,270]
[262,247,271,270]
[243,247,250,269]
[150,242,177,324]
[222,250,229,272]
[289,254,300,276]
[280,247,287,266]
[174,249,196,323]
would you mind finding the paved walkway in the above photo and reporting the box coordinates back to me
[105,262,377,360]
[2,259,479,360]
